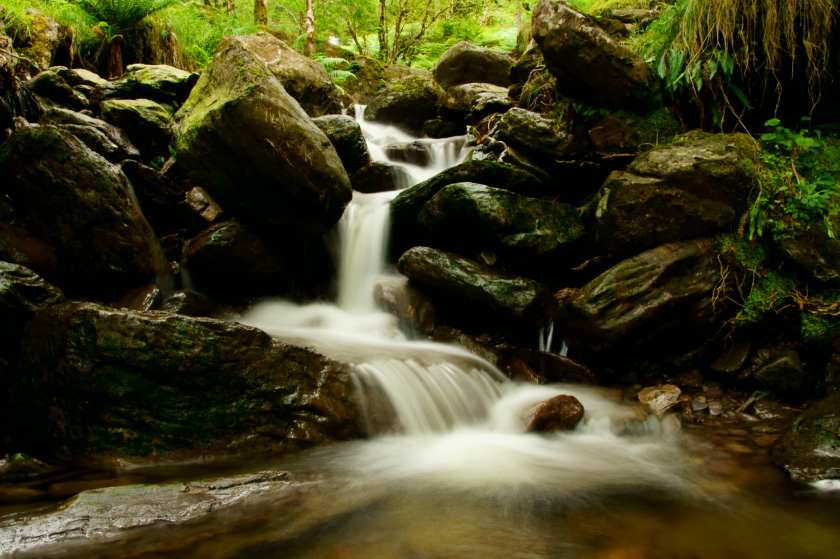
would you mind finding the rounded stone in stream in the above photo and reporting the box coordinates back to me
[365,76,444,135]
[312,114,370,174]
[351,161,412,193]
[772,391,840,482]
[526,395,585,432]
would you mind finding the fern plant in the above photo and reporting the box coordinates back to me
[311,54,356,90]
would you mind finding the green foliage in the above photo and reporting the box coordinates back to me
[74,0,176,35]
[0,0,98,58]
[311,54,356,88]
[748,118,839,241]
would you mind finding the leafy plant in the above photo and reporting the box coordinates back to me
[311,54,356,90]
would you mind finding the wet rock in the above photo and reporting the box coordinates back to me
[97,63,199,106]
[11,303,362,465]
[374,276,437,335]
[439,83,510,122]
[160,290,215,317]
[471,91,513,123]
[514,348,597,384]
[506,356,546,383]
[182,220,288,300]
[40,107,140,163]
[556,240,727,356]
[710,342,751,374]
[775,214,840,284]
[422,118,465,139]
[517,70,557,110]
[0,125,169,298]
[419,183,586,272]
[752,350,818,399]
[433,41,514,90]
[531,0,660,112]
[120,160,196,236]
[100,98,172,161]
[391,160,545,253]
[313,114,370,174]
[24,71,89,111]
[588,109,682,159]
[508,40,543,99]
[397,246,556,326]
[0,261,66,315]
[384,141,433,166]
[170,35,351,238]
[366,76,444,135]
[53,67,107,89]
[351,161,413,193]
[772,391,840,482]
[638,384,682,418]
[185,186,225,224]
[113,283,162,311]
[432,326,504,369]
[595,131,759,254]
[498,107,574,163]
[526,395,585,432]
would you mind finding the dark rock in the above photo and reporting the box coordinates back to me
[517,70,557,110]
[160,290,215,317]
[532,0,660,112]
[53,67,107,88]
[171,36,351,238]
[11,302,362,465]
[0,125,169,299]
[12,9,61,77]
[365,76,444,135]
[185,186,225,224]
[506,356,546,383]
[0,261,66,315]
[391,160,545,253]
[710,342,751,374]
[433,41,514,90]
[514,348,598,384]
[498,107,574,165]
[97,63,199,106]
[39,107,140,162]
[557,240,727,356]
[422,118,465,139]
[120,160,196,236]
[24,71,89,111]
[752,350,818,399]
[397,246,556,326]
[384,141,432,166]
[374,276,436,335]
[313,114,370,174]
[471,91,513,123]
[351,161,413,193]
[509,40,543,94]
[113,283,162,311]
[439,83,510,122]
[595,131,760,254]
[100,98,172,161]
[526,395,585,432]
[772,391,840,482]
[775,214,840,283]
[588,109,682,158]
[418,183,586,272]
[432,326,505,369]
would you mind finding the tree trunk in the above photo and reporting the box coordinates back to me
[225,0,235,15]
[254,0,268,26]
[304,0,316,56]
[102,36,124,79]
[378,0,388,61]
[203,0,215,7]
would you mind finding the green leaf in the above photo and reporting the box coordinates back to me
[765,118,782,127]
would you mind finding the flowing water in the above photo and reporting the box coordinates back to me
[4,110,840,558]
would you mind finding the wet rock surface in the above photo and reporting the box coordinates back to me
[374,276,437,336]
[99,98,173,161]
[433,41,514,90]
[525,395,585,432]
[313,114,371,174]
[772,391,840,482]
[365,76,444,135]
[351,161,412,193]
[97,63,199,106]
[24,71,89,112]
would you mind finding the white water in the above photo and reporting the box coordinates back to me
[239,110,696,498]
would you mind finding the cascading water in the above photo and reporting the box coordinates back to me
[239,107,694,499]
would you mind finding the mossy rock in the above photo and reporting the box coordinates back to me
[100,64,199,105]
[365,76,443,135]
[100,98,172,161]
[432,41,514,90]
[773,391,840,482]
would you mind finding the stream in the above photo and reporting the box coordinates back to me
[2,108,840,558]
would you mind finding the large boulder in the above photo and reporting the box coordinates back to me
[391,160,545,254]
[498,107,574,165]
[556,240,728,356]
[775,214,840,284]
[10,302,363,466]
[595,131,760,254]
[0,125,169,299]
[772,391,840,482]
[588,109,682,159]
[97,63,199,106]
[418,183,586,271]
[351,161,413,193]
[531,0,660,112]
[313,114,370,174]
[433,41,514,90]
[439,83,511,122]
[365,76,444,135]
[170,35,352,238]
[100,98,173,161]
[219,33,342,117]
[40,106,140,163]
[24,70,89,111]
[397,246,556,326]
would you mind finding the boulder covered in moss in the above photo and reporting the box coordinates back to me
[364,76,444,135]
[24,70,89,111]
[170,36,351,238]
[772,391,840,482]
[11,9,62,77]
[100,98,173,161]
[439,82,510,122]
[0,125,169,299]
[588,109,682,158]
[40,106,140,163]
[10,302,363,466]
[498,107,574,164]
[432,41,514,90]
[595,130,760,254]
[98,63,199,105]
[531,0,660,112]
[397,246,556,326]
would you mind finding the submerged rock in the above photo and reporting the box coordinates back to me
[433,41,514,90]
[397,246,556,326]
[11,302,363,465]
[531,0,660,112]
[351,161,413,193]
[773,391,840,482]
[170,35,351,237]
[374,276,437,336]
[525,395,585,432]
[0,125,169,298]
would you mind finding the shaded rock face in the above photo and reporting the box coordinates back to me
[170,36,352,238]
[526,395,585,432]
[365,76,444,135]
[351,161,412,193]
[14,9,61,77]
[418,183,586,273]
[422,118,465,139]
[588,109,682,158]
[557,240,728,357]
[383,141,432,167]
[390,160,545,254]
[596,131,760,254]
[440,83,510,122]
[432,326,505,369]
[498,107,574,166]
[0,126,169,299]
[313,114,370,174]
[514,349,597,384]
[40,107,140,163]
[374,276,437,336]
[24,71,89,112]
[433,41,514,90]
[54,67,108,89]
[531,0,660,112]
[775,215,840,284]
[0,261,65,315]
[773,391,840,482]
[119,160,197,237]
[11,302,363,466]
[97,63,199,106]
[397,246,557,326]
[219,34,342,117]
[100,98,173,161]
[752,350,819,399]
